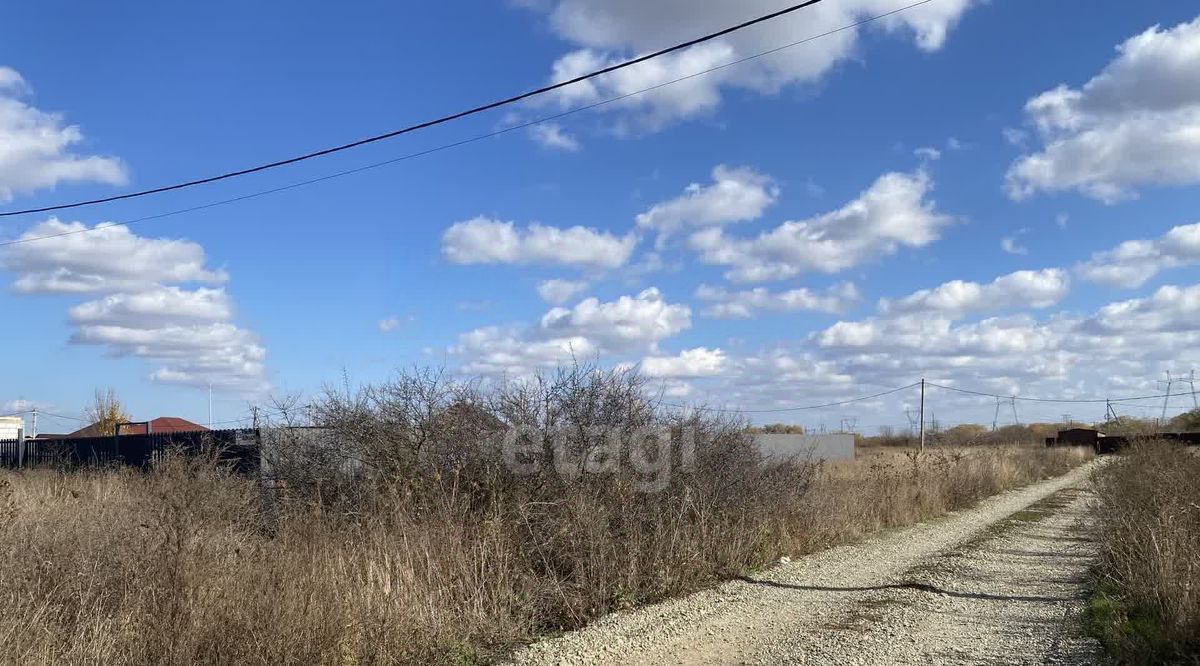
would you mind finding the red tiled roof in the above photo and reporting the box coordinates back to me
[66,417,209,438]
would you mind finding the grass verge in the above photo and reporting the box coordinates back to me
[1088,441,1200,664]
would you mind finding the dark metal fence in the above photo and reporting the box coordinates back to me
[0,429,260,474]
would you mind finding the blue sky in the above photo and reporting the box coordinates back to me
[3,0,1200,433]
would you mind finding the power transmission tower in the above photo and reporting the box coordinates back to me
[1185,369,1195,412]
[992,397,1001,431]
[1158,371,1174,422]
[1010,396,1021,427]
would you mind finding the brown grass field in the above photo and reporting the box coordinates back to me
[0,441,1089,664]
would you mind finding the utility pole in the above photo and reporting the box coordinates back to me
[1105,399,1122,426]
[1160,371,1174,423]
[208,382,213,428]
[918,378,926,451]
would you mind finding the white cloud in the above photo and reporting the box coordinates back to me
[537,278,589,304]
[2,219,226,294]
[540,287,691,351]
[914,146,942,161]
[688,170,951,282]
[529,122,581,151]
[640,347,726,378]
[68,287,232,328]
[2,219,266,393]
[1000,232,1029,255]
[378,315,414,333]
[1083,284,1200,334]
[442,216,637,269]
[879,268,1070,319]
[697,282,859,319]
[453,288,690,376]
[798,279,1200,404]
[1000,237,1027,255]
[523,0,977,132]
[1007,16,1200,202]
[635,164,777,245]
[1076,222,1200,287]
[0,67,127,202]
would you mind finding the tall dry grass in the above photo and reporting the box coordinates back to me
[0,366,1090,665]
[1090,441,1200,663]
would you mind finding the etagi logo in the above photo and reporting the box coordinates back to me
[500,425,696,493]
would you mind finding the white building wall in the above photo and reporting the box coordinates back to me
[0,416,24,441]
[752,433,855,462]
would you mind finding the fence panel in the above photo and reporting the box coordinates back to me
[0,429,260,474]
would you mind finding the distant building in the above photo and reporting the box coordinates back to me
[65,417,209,438]
[753,433,855,461]
[0,416,23,441]
[1045,428,1105,448]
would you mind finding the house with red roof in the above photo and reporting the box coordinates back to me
[65,417,209,438]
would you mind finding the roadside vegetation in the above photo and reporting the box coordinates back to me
[1090,440,1200,664]
[0,365,1090,664]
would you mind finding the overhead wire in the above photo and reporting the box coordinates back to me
[926,381,1200,405]
[0,0,937,248]
[0,0,838,219]
[659,382,920,414]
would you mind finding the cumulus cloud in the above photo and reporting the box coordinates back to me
[0,67,127,201]
[529,122,582,151]
[536,278,589,304]
[442,216,637,269]
[522,0,977,132]
[1,219,267,393]
[799,280,1200,404]
[2,219,227,294]
[640,347,726,378]
[1083,284,1200,334]
[68,287,232,328]
[453,288,690,376]
[688,170,951,282]
[636,164,777,246]
[879,269,1070,319]
[540,287,691,351]
[1007,16,1200,202]
[697,282,859,319]
[1075,222,1200,287]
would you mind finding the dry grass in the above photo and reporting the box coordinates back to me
[0,367,1092,665]
[1090,441,1200,663]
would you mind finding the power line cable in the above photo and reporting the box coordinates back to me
[927,381,1200,405]
[660,382,919,414]
[0,0,935,248]
[0,0,838,219]
[36,411,88,423]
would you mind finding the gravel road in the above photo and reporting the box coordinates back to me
[511,461,1105,665]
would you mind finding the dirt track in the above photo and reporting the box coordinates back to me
[511,461,1104,665]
